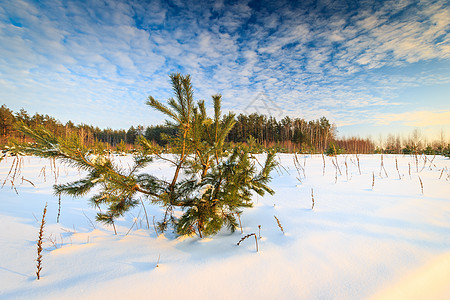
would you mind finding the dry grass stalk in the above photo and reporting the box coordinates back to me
[21,176,36,187]
[334,156,342,175]
[49,158,56,183]
[293,153,300,170]
[49,158,59,184]
[395,157,401,180]
[59,233,65,248]
[408,163,411,178]
[258,225,261,239]
[419,155,427,172]
[82,209,96,229]
[276,158,290,175]
[140,198,150,229]
[372,172,375,190]
[379,155,383,177]
[32,212,39,222]
[379,155,388,178]
[311,188,315,210]
[36,203,47,280]
[344,157,349,181]
[322,153,326,176]
[331,156,337,169]
[302,155,307,177]
[10,180,18,194]
[125,218,138,236]
[415,153,419,173]
[293,154,306,180]
[418,176,423,195]
[152,216,159,237]
[356,154,361,175]
[274,215,284,234]
[331,158,338,183]
[156,253,161,267]
[439,167,445,180]
[427,155,437,169]
[125,207,143,235]
[38,166,46,182]
[54,166,59,184]
[236,212,243,234]
[4,157,17,185]
[274,165,282,176]
[57,194,61,223]
[237,233,258,252]
[47,233,60,249]
[293,155,302,183]
[12,156,22,182]
[112,221,117,235]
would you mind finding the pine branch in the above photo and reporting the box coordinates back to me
[147,96,181,125]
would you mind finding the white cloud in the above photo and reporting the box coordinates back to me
[0,0,449,134]
[373,110,450,127]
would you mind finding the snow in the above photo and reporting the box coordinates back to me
[1,154,449,299]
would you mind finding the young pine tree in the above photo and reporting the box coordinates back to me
[15,74,277,238]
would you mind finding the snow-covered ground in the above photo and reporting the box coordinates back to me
[1,154,449,299]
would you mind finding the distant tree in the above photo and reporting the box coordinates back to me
[126,126,138,144]
[16,108,31,126]
[115,139,127,153]
[144,125,177,146]
[0,105,15,137]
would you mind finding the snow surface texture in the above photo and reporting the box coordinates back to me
[1,154,449,299]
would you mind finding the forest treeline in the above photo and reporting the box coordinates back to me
[1,104,448,155]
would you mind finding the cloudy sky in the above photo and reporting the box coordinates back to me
[1,0,449,139]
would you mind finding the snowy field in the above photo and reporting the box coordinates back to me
[1,154,449,299]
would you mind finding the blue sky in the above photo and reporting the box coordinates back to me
[0,0,449,141]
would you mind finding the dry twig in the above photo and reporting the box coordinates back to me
[57,194,61,223]
[36,203,47,280]
[236,212,243,234]
[395,157,401,180]
[322,153,326,176]
[152,216,159,237]
[372,172,375,190]
[356,154,361,175]
[156,253,161,267]
[237,233,258,252]
[418,176,423,195]
[274,215,284,234]
[140,198,150,229]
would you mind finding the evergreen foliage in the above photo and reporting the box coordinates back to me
[325,143,344,156]
[3,104,449,156]
[15,74,278,237]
